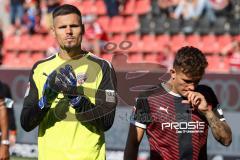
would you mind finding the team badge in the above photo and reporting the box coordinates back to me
[76,73,87,85]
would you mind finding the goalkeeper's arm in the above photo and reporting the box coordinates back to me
[74,62,118,131]
[20,68,56,132]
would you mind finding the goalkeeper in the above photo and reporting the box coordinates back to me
[20,4,117,160]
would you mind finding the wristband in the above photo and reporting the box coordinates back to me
[1,140,10,145]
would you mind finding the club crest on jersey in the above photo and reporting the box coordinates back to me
[76,73,87,85]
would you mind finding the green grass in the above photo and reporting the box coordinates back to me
[11,156,37,160]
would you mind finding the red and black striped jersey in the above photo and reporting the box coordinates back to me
[131,83,225,160]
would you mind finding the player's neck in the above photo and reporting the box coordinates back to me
[165,80,179,95]
[59,48,87,60]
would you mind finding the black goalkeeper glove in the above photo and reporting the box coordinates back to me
[54,64,92,111]
[38,71,58,109]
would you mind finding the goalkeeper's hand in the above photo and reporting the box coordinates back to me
[55,64,92,111]
[69,96,92,112]
[38,71,58,109]
[55,64,78,95]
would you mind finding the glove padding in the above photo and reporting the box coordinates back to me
[70,96,92,112]
[54,64,78,96]
[38,71,58,109]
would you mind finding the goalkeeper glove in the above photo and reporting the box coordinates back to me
[55,64,78,95]
[38,71,58,109]
[55,64,92,111]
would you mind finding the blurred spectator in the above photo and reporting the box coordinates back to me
[41,0,60,30]
[0,81,17,146]
[157,44,174,71]
[158,0,179,17]
[83,15,108,56]
[22,0,38,34]
[209,0,233,18]
[172,0,212,20]
[104,0,125,17]
[8,0,25,25]
[221,41,240,73]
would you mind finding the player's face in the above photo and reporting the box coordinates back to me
[52,13,84,50]
[171,69,202,97]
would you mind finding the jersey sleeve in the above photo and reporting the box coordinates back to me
[4,84,17,131]
[196,85,225,121]
[130,96,152,129]
[75,60,118,131]
[20,66,50,132]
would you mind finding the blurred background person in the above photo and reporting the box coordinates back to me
[82,14,108,56]
[221,41,240,73]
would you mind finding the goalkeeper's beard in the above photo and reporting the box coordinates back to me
[60,44,82,57]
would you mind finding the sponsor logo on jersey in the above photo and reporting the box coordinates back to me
[161,121,205,133]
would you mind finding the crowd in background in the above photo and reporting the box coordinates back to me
[0,0,239,72]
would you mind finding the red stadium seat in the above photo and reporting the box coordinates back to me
[207,55,230,73]
[18,52,32,67]
[217,34,232,50]
[122,0,135,15]
[144,52,158,63]
[29,35,46,51]
[141,35,158,52]
[127,52,143,63]
[186,34,202,49]
[97,16,110,32]
[2,51,18,66]
[110,34,126,44]
[101,53,113,62]
[171,34,187,52]
[126,34,142,52]
[32,52,45,62]
[201,35,219,54]
[122,16,139,33]
[135,0,151,15]
[109,16,124,33]
[95,0,107,15]
[78,0,95,15]
[155,35,170,51]
[44,35,56,48]
[235,35,240,42]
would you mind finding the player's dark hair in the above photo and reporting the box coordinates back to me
[52,4,82,20]
[173,46,208,77]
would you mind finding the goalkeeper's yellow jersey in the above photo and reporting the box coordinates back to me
[21,52,117,160]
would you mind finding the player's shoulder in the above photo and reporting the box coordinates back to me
[196,84,218,105]
[196,84,215,95]
[138,83,165,100]
[31,54,56,71]
[87,53,113,69]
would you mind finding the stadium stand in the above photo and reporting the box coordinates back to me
[1,0,240,73]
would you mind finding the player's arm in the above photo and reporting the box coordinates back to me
[93,61,117,131]
[20,68,55,132]
[124,96,150,160]
[204,109,232,146]
[184,85,232,146]
[74,62,117,131]
[0,98,9,160]
[124,125,145,160]
[4,84,17,145]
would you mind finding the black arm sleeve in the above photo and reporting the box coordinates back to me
[75,61,118,131]
[20,68,50,132]
[2,83,17,131]
[95,62,117,131]
[196,85,225,121]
